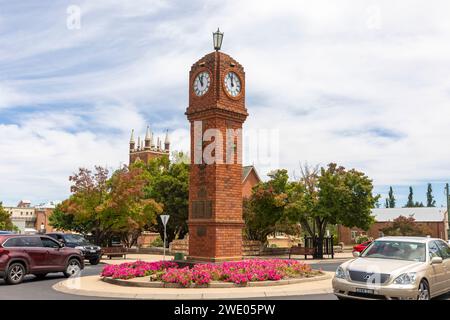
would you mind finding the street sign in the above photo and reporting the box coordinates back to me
[160,215,170,262]
[161,215,170,226]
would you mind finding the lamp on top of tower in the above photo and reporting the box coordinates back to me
[213,28,224,51]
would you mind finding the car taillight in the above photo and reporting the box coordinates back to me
[0,246,8,255]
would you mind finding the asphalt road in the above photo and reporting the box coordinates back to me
[0,261,449,300]
[0,263,112,300]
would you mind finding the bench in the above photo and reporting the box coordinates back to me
[288,246,315,260]
[102,247,128,259]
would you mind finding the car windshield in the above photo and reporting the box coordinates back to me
[63,234,90,245]
[361,240,426,262]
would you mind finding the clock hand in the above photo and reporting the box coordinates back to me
[199,74,203,87]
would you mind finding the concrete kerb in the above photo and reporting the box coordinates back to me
[101,272,330,288]
[52,272,334,300]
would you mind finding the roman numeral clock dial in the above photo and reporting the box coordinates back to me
[224,72,241,97]
[193,71,211,96]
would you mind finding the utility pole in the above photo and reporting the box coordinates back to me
[446,183,450,239]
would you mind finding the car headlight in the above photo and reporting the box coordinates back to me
[75,246,85,251]
[393,272,417,285]
[335,266,346,279]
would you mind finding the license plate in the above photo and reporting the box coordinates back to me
[356,288,374,294]
[90,250,96,253]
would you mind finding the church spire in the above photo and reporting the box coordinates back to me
[164,129,170,152]
[145,125,151,149]
[129,129,135,151]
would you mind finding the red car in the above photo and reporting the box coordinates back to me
[352,240,372,253]
[0,234,84,285]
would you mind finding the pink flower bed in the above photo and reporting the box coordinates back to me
[101,260,177,280]
[101,259,320,287]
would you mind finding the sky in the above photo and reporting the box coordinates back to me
[1,0,450,207]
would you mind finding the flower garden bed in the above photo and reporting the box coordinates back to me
[100,259,324,288]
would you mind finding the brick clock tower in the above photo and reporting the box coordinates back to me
[185,30,248,262]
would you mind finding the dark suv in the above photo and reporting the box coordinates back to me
[47,233,102,265]
[0,234,84,285]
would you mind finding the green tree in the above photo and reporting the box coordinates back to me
[49,166,110,244]
[138,154,189,244]
[243,169,297,242]
[426,183,436,207]
[98,167,162,247]
[0,203,17,231]
[49,166,161,246]
[387,186,396,208]
[287,163,378,258]
[405,186,415,207]
[404,186,425,207]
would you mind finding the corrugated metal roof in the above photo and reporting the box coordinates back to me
[372,208,448,222]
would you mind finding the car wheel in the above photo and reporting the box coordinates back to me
[6,263,26,285]
[64,258,81,278]
[34,273,47,280]
[89,258,100,265]
[417,280,430,300]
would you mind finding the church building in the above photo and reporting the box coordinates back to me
[128,126,170,164]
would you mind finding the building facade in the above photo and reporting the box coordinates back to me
[3,200,59,233]
[35,201,60,233]
[338,207,449,244]
[4,200,36,233]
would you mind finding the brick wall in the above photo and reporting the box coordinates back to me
[35,208,56,233]
[242,169,260,198]
[170,237,263,257]
[137,232,160,248]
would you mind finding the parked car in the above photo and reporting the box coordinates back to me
[0,231,14,235]
[353,240,373,253]
[333,236,450,300]
[0,234,84,285]
[46,233,102,265]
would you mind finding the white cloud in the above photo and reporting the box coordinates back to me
[1,0,450,205]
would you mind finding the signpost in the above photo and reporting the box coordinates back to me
[446,184,449,239]
[160,215,170,261]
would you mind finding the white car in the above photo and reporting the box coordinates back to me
[333,236,450,300]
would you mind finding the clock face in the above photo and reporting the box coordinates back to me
[224,72,241,97]
[193,71,211,96]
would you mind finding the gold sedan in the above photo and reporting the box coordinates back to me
[333,236,450,300]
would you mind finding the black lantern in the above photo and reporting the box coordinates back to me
[213,28,224,51]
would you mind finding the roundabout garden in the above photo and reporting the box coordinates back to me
[100,259,324,288]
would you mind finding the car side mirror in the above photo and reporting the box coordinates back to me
[59,242,65,248]
[431,257,443,265]
[352,251,360,258]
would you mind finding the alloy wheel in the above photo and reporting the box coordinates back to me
[66,260,81,276]
[10,265,24,282]
[418,281,430,300]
